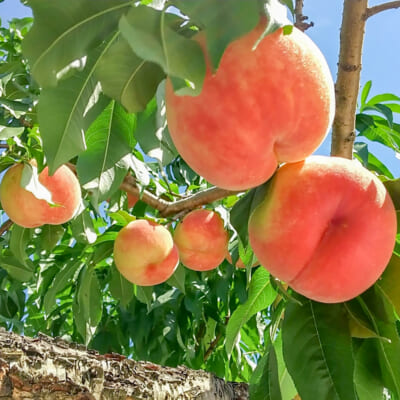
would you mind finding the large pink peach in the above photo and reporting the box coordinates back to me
[174,209,228,271]
[114,219,179,286]
[0,163,81,228]
[248,156,397,303]
[166,20,335,190]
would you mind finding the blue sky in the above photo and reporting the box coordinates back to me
[1,0,400,175]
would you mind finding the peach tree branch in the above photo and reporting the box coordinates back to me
[364,1,400,19]
[331,0,368,159]
[294,0,314,31]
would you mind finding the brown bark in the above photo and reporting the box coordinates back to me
[0,328,248,400]
[364,1,400,19]
[331,0,368,159]
[294,0,314,31]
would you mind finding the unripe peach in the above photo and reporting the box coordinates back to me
[0,163,81,228]
[174,209,228,271]
[114,219,179,286]
[166,20,335,190]
[248,156,397,303]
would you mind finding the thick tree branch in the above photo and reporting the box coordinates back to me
[294,0,314,31]
[364,1,400,19]
[0,328,248,400]
[331,0,368,159]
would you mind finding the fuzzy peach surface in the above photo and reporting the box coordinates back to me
[166,21,335,190]
[114,219,179,286]
[248,156,397,303]
[174,209,228,271]
[0,163,81,228]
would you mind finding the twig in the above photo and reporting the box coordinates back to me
[294,0,314,31]
[0,144,9,149]
[331,0,368,159]
[364,1,400,19]
[0,219,13,235]
[203,316,230,362]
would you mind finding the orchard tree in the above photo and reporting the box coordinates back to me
[0,0,400,399]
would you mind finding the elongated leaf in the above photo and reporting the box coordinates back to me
[249,343,282,400]
[22,0,132,87]
[354,340,385,400]
[40,224,65,252]
[366,93,400,106]
[360,80,372,108]
[282,299,356,400]
[230,180,271,247]
[173,0,260,70]
[109,264,134,308]
[95,35,165,113]
[76,100,135,208]
[9,224,31,265]
[383,179,400,210]
[73,265,102,345]
[225,267,276,355]
[135,83,178,165]
[20,163,54,204]
[0,254,34,281]
[166,263,186,294]
[0,126,24,139]
[120,6,205,95]
[376,254,400,316]
[38,37,117,173]
[43,261,82,315]
[70,210,97,244]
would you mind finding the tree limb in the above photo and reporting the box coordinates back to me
[0,328,248,400]
[364,1,400,19]
[0,220,12,236]
[294,0,314,31]
[331,0,368,159]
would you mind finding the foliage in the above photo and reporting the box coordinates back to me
[0,1,400,399]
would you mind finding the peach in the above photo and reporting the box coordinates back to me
[166,20,335,190]
[127,192,139,208]
[248,156,397,303]
[0,163,81,228]
[174,209,228,271]
[114,219,179,286]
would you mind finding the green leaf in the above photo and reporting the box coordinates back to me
[125,154,151,186]
[135,285,154,311]
[225,268,277,355]
[279,0,295,16]
[354,340,385,400]
[119,6,205,95]
[282,299,356,400]
[22,0,132,87]
[360,80,372,108]
[230,180,272,247]
[173,0,260,70]
[73,265,103,345]
[366,93,400,106]
[77,100,135,208]
[43,261,82,315]
[70,210,97,244]
[383,179,400,211]
[9,224,31,266]
[166,263,186,294]
[274,332,297,400]
[0,126,24,139]
[38,37,117,173]
[40,225,65,252]
[377,254,400,316]
[249,343,282,400]
[0,254,34,281]
[109,264,134,308]
[135,83,178,165]
[261,0,291,38]
[95,35,165,113]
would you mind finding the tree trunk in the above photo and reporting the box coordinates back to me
[0,328,248,400]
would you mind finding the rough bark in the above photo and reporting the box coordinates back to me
[331,0,368,159]
[0,329,248,400]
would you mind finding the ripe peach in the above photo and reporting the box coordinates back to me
[127,192,139,208]
[114,219,179,286]
[0,163,81,228]
[174,209,228,271]
[248,156,397,303]
[166,20,335,190]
